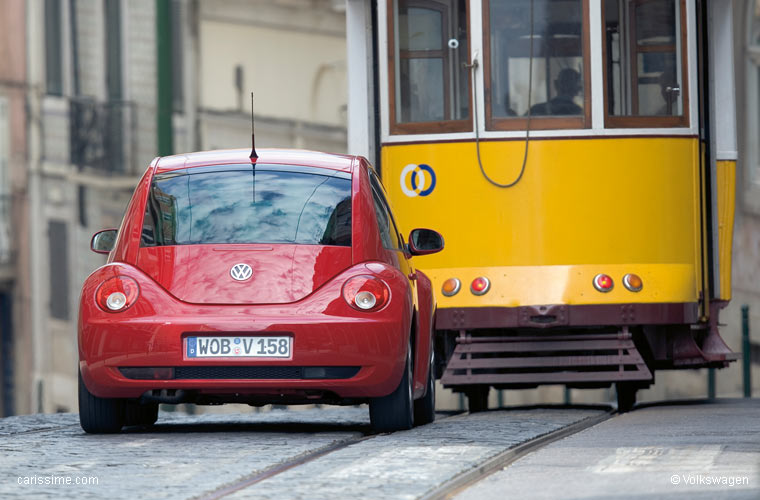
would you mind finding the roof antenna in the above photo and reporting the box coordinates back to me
[249,92,258,159]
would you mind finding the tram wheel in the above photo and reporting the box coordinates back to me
[616,382,637,413]
[466,386,490,413]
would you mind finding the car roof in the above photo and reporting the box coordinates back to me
[154,148,357,174]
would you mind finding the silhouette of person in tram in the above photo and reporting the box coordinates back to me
[528,68,583,116]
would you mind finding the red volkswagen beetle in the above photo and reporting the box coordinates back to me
[78,149,443,433]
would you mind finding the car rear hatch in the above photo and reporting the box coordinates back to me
[135,164,353,305]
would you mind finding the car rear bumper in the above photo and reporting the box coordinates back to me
[80,311,407,399]
[79,262,414,401]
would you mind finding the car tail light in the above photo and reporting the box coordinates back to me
[96,276,140,312]
[442,278,461,297]
[470,277,490,295]
[623,273,643,292]
[342,275,390,311]
[593,274,614,293]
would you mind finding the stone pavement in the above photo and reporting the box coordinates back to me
[0,406,603,499]
[228,407,603,500]
[455,399,760,500]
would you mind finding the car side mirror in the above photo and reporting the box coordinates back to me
[408,228,444,256]
[91,229,118,254]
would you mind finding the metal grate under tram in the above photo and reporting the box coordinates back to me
[440,327,653,386]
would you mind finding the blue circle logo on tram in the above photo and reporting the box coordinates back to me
[400,163,436,197]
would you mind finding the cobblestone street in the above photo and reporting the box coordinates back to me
[455,399,760,500]
[0,406,603,499]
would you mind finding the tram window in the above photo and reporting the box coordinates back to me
[603,0,688,126]
[390,0,471,134]
[484,0,590,130]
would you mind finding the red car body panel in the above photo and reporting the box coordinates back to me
[412,271,435,398]
[79,262,412,399]
[136,245,352,305]
[79,149,434,404]
[153,149,355,175]
[351,157,384,264]
[110,164,153,266]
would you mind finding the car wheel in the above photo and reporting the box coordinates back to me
[466,386,489,413]
[370,342,414,433]
[78,371,125,434]
[413,351,435,426]
[124,401,159,427]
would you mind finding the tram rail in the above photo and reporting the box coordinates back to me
[191,406,614,500]
[424,409,616,500]
[198,434,375,500]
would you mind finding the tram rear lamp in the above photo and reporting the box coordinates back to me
[470,277,491,295]
[442,278,461,297]
[623,273,643,292]
[593,274,614,293]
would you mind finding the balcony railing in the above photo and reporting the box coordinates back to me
[69,98,137,174]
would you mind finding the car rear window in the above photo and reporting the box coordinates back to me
[141,165,352,246]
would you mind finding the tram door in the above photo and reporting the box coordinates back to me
[604,0,687,122]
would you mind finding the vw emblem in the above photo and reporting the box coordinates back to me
[230,263,253,281]
[400,163,436,197]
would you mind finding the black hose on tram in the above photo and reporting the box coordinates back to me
[470,0,534,188]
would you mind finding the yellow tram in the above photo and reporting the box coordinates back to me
[346,0,738,410]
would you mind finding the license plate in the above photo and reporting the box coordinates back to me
[186,336,291,358]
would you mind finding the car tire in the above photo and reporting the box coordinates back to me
[413,351,435,426]
[370,343,414,433]
[124,401,159,427]
[78,371,125,434]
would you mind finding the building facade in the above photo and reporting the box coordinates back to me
[195,0,348,154]
[721,0,760,397]
[4,0,348,415]
[0,0,29,417]
[20,0,177,414]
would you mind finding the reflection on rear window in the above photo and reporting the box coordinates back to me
[141,166,352,246]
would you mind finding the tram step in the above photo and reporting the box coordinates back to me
[440,329,653,387]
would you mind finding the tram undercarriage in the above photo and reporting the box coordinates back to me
[435,302,738,412]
